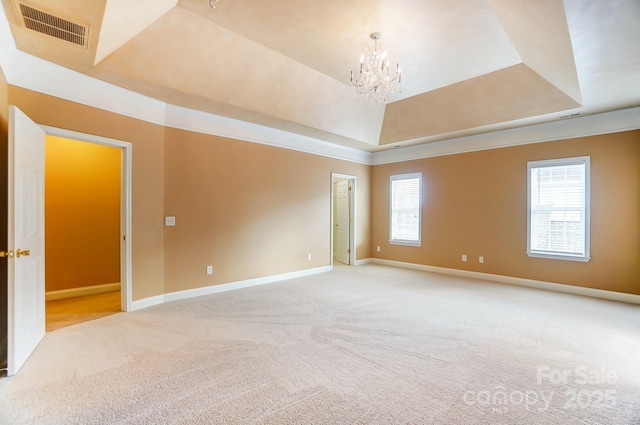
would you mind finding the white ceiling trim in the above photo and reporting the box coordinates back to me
[165,105,373,164]
[5,49,168,126]
[372,107,640,165]
[0,0,16,72]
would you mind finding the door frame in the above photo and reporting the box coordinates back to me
[330,173,356,267]
[42,126,133,312]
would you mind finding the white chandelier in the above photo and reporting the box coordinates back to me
[350,32,401,106]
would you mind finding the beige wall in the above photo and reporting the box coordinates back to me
[2,86,371,300]
[372,131,640,295]
[3,82,638,300]
[163,128,370,293]
[8,86,165,301]
[45,136,121,292]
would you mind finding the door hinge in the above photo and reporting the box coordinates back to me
[348,186,352,191]
[347,249,351,254]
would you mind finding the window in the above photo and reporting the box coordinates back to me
[390,173,422,246]
[527,156,590,261]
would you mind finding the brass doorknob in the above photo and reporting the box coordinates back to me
[0,250,14,258]
[16,249,30,258]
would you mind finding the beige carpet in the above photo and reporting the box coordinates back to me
[1,264,639,424]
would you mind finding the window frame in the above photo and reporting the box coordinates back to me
[389,172,422,247]
[526,156,591,262]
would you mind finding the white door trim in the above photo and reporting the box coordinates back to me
[41,126,133,312]
[330,173,356,267]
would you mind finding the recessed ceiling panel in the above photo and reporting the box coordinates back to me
[379,64,582,145]
[98,6,385,146]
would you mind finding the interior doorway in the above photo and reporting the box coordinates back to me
[44,135,122,331]
[42,125,133,315]
[4,108,132,376]
[331,173,356,266]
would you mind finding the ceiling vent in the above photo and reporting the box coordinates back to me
[18,3,88,47]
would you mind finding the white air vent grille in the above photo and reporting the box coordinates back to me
[19,3,87,47]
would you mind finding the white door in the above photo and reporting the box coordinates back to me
[335,180,350,265]
[5,106,46,376]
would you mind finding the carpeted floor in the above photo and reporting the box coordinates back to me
[1,264,639,424]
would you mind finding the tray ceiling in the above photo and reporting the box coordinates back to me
[2,0,639,151]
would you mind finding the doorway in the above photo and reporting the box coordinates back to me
[331,173,356,266]
[3,108,132,376]
[42,125,133,314]
[44,136,122,331]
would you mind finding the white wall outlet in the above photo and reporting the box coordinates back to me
[376,246,381,252]
[462,254,467,262]
[165,216,176,226]
[307,253,312,260]
[479,256,484,264]
[206,265,213,275]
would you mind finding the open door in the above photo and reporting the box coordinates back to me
[3,106,45,376]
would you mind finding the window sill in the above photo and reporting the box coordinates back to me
[390,240,422,247]
[527,251,591,262]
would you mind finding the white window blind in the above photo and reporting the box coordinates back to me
[390,173,421,246]
[527,157,590,261]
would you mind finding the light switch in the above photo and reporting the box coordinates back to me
[165,216,176,226]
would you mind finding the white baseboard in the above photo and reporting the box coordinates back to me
[46,282,120,301]
[129,266,333,312]
[354,258,373,266]
[130,294,165,311]
[369,258,640,305]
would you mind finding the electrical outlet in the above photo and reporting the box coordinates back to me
[165,216,176,226]
[462,254,467,262]
[307,253,312,261]
[479,256,484,264]
[206,265,213,275]
[376,246,381,252]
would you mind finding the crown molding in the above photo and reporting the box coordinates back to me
[5,52,169,126]
[0,47,370,165]
[164,104,372,164]
[371,107,640,165]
